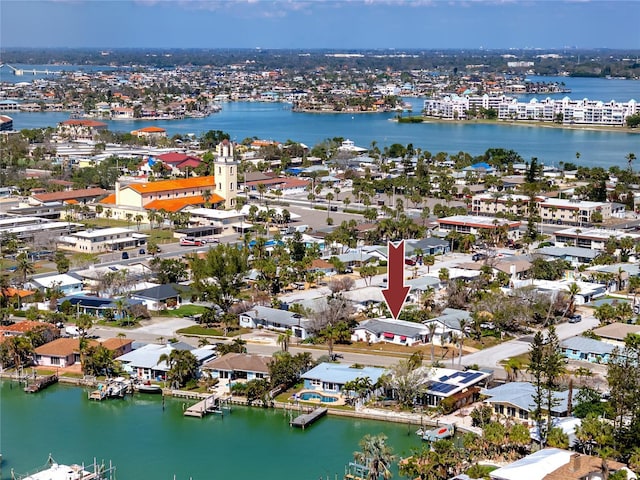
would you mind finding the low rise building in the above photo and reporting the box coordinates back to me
[239,305,312,340]
[561,336,616,364]
[552,227,640,251]
[352,318,429,346]
[437,215,521,241]
[58,227,148,253]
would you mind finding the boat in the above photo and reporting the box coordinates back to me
[416,423,455,442]
[13,454,116,480]
[134,380,163,394]
[105,378,131,398]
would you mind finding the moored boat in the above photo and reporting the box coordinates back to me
[13,454,116,480]
[416,423,456,442]
[134,380,162,394]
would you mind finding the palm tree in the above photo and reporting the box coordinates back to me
[325,192,334,219]
[157,349,198,389]
[626,152,636,172]
[134,214,144,231]
[565,282,581,317]
[15,252,35,286]
[277,329,292,352]
[353,434,395,480]
[423,254,435,273]
[504,358,523,382]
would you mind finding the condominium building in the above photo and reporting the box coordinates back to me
[437,215,521,240]
[553,227,640,251]
[424,95,639,126]
[471,194,621,225]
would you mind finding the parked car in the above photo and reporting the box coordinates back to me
[472,253,488,262]
[139,248,146,255]
[180,237,203,246]
[121,252,129,259]
[405,258,416,266]
[568,314,582,323]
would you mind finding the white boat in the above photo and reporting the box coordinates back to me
[134,381,162,394]
[416,423,456,442]
[14,455,116,480]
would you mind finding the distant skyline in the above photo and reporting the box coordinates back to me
[1,0,639,51]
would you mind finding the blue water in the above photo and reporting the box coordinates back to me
[0,381,420,480]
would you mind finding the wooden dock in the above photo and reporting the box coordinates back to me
[290,407,328,429]
[24,374,58,393]
[183,394,230,418]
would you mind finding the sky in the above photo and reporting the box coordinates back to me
[1,0,639,50]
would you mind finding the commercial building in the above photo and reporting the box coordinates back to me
[58,227,148,253]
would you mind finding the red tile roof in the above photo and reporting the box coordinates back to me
[0,320,55,334]
[135,126,166,133]
[99,193,116,205]
[156,152,202,165]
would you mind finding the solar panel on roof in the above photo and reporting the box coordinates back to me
[438,375,450,381]
[460,372,483,384]
[439,383,457,393]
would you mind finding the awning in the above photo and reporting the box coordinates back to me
[400,336,407,341]
[383,332,394,339]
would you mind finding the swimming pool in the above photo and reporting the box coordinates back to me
[299,392,339,403]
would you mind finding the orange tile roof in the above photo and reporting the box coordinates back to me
[3,287,36,298]
[99,193,116,205]
[65,199,78,205]
[125,176,215,195]
[144,193,223,212]
[101,338,133,350]
[34,338,99,357]
[0,320,55,334]
[136,126,166,133]
[59,119,107,128]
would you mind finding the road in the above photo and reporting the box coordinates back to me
[460,313,600,369]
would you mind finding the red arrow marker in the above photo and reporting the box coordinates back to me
[382,240,410,319]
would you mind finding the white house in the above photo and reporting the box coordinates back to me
[422,308,471,346]
[352,318,429,346]
[239,305,313,340]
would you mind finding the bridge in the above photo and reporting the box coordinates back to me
[0,64,61,76]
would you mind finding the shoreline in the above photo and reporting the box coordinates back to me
[393,116,640,134]
[0,372,479,435]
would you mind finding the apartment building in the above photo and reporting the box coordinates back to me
[437,215,521,240]
[58,227,148,253]
[553,227,640,251]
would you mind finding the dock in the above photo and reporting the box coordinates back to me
[290,407,327,429]
[24,374,58,393]
[183,394,230,418]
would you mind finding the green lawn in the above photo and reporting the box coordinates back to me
[177,325,224,336]
[158,304,209,318]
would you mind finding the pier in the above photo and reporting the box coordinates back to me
[24,374,58,393]
[183,393,230,418]
[290,407,328,429]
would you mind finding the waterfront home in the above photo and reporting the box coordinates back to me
[421,308,471,346]
[482,382,574,424]
[489,448,631,480]
[130,284,185,311]
[202,353,271,386]
[56,119,108,140]
[131,126,167,139]
[412,367,492,409]
[34,337,133,368]
[352,318,429,346]
[301,363,386,395]
[238,305,312,340]
[116,342,215,380]
[561,336,616,364]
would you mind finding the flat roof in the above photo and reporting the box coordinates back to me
[438,215,520,228]
[73,227,141,238]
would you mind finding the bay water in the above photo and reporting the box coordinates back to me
[0,381,421,480]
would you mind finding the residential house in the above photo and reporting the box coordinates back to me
[591,323,640,347]
[413,367,492,409]
[202,353,271,386]
[422,308,471,346]
[405,237,450,256]
[34,337,133,368]
[238,305,312,340]
[301,362,386,395]
[57,119,108,140]
[130,284,185,311]
[352,318,429,346]
[490,448,630,480]
[536,246,599,265]
[483,382,574,424]
[561,336,616,364]
[116,342,215,380]
[0,320,59,343]
[28,273,84,296]
[130,126,167,139]
[57,295,143,319]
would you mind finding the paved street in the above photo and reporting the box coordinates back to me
[460,313,600,369]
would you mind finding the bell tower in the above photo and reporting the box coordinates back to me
[214,139,238,210]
